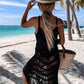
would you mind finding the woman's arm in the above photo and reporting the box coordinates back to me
[23,72,28,84]
[58,18,65,45]
[21,0,36,28]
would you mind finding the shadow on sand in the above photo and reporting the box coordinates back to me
[0,67,23,84]
[0,50,30,84]
[60,60,84,80]
[72,38,84,42]
[0,50,84,83]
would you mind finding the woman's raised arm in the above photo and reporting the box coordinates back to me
[21,0,36,28]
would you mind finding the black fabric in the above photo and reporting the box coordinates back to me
[23,16,60,84]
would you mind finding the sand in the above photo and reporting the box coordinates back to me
[0,30,84,84]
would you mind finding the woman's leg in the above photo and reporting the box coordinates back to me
[22,72,31,84]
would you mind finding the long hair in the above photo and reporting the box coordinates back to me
[38,3,56,51]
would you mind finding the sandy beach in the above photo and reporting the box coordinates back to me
[0,30,84,84]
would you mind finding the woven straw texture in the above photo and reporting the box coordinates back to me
[59,49,76,70]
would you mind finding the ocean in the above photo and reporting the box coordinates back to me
[0,26,35,38]
[0,26,83,38]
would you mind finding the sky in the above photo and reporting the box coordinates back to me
[0,0,84,26]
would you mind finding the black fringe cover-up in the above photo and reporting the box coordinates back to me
[23,16,60,84]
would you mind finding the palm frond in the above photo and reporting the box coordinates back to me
[60,0,65,9]
[55,1,58,3]
[2,50,29,69]
[75,0,84,10]
[72,0,75,3]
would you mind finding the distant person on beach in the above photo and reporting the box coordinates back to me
[21,0,65,84]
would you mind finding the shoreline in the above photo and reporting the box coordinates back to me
[0,34,36,48]
[0,29,84,48]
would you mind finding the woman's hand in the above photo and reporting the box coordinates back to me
[27,0,36,10]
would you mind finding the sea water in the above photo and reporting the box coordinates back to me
[0,26,84,38]
[0,26,35,38]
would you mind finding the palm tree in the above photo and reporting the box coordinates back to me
[59,0,82,39]
[66,0,72,40]
[76,0,84,10]
[59,0,72,40]
[70,0,82,37]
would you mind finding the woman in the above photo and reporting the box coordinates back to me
[21,0,65,84]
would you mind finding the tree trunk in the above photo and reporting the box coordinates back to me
[72,11,75,34]
[72,2,74,22]
[66,0,72,40]
[69,1,82,37]
[72,13,74,22]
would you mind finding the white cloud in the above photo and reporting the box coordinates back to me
[0,1,26,7]
[0,14,22,19]
[55,14,66,17]
[0,1,38,9]
[0,14,33,20]
[33,5,38,9]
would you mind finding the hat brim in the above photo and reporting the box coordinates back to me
[34,0,60,3]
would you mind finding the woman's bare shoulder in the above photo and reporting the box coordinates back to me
[56,17,64,28]
[56,17,64,33]
[21,16,38,28]
[30,16,38,24]
[57,17,63,24]
[31,16,38,29]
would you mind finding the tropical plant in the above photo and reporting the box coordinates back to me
[76,0,84,11]
[58,0,72,40]
[66,0,72,40]
[70,0,82,37]
[58,0,83,39]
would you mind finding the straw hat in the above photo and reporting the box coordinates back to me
[34,0,60,3]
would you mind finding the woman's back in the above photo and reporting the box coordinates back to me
[34,15,58,35]
[22,0,65,84]
[35,16,59,54]
[23,16,60,84]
